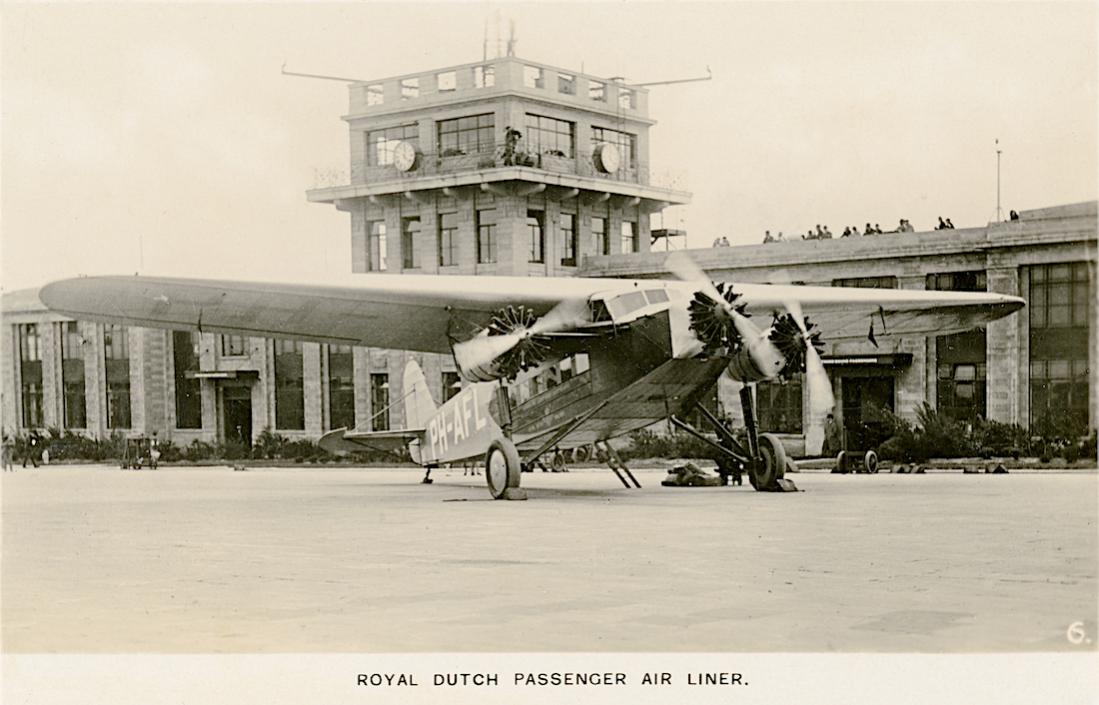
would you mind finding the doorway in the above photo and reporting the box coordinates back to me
[222,384,253,447]
[841,376,894,450]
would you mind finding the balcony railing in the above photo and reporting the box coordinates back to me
[349,145,655,187]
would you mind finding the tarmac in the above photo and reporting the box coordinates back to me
[2,464,1096,653]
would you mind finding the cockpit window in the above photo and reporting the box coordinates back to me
[644,289,669,304]
[607,291,647,319]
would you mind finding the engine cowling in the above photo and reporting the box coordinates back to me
[724,329,786,383]
[451,305,552,382]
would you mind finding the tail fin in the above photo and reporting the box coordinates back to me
[403,360,437,429]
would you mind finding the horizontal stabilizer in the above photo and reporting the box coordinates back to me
[319,428,424,455]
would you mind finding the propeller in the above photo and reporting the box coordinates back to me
[452,299,588,381]
[777,295,835,421]
[666,252,778,373]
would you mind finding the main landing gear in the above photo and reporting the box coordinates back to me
[484,439,526,500]
[670,386,798,493]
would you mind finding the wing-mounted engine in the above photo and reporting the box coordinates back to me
[451,300,590,383]
[768,312,825,380]
[687,282,750,353]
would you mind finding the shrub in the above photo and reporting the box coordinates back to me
[182,439,218,461]
[972,419,1028,457]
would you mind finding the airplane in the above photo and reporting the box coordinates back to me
[39,255,1024,500]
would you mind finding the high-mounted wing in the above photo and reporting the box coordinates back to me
[38,273,1023,354]
[38,274,638,354]
[725,282,1023,343]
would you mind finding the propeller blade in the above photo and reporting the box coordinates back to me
[452,331,524,372]
[666,251,725,305]
[805,344,835,420]
[528,297,588,336]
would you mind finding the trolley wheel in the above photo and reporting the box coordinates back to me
[551,450,567,472]
[864,450,879,474]
[485,438,521,500]
[571,445,590,463]
[749,433,787,491]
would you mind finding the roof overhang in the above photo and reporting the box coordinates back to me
[307,167,690,209]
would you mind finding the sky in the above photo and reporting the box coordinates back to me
[2,1,1096,293]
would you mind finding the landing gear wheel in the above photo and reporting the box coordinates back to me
[485,439,521,500]
[749,433,787,491]
[864,450,879,474]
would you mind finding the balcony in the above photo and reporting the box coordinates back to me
[354,144,652,187]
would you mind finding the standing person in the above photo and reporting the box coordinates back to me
[2,435,14,471]
[823,413,842,458]
[21,430,41,468]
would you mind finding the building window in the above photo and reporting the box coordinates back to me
[438,211,458,267]
[929,271,987,422]
[173,330,202,429]
[103,324,131,429]
[473,64,495,88]
[523,65,544,88]
[1029,262,1091,434]
[274,339,304,430]
[618,86,635,110]
[18,324,43,428]
[832,276,898,289]
[367,124,418,166]
[437,113,495,156]
[401,216,421,269]
[61,321,86,428]
[559,212,577,266]
[221,334,247,357]
[757,377,803,434]
[327,344,355,431]
[1029,262,1090,329]
[436,70,456,92]
[592,126,637,168]
[370,373,390,431]
[442,371,462,402]
[368,220,387,271]
[621,220,638,253]
[477,208,497,264]
[592,216,609,256]
[524,114,574,157]
[557,72,575,95]
[527,210,545,263]
[589,80,605,101]
[400,77,419,99]
[366,84,384,106]
[937,362,987,422]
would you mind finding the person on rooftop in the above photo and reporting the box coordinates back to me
[937,216,947,230]
[945,218,955,229]
[763,230,774,243]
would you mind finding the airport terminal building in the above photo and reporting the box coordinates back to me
[2,54,1096,454]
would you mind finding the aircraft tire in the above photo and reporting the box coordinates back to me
[751,433,787,491]
[485,438,521,500]
[864,450,879,474]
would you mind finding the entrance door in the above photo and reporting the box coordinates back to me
[222,385,253,447]
[842,377,894,450]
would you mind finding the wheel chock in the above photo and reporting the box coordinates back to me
[502,488,528,501]
[765,477,799,492]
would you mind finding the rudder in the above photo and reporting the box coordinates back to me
[403,360,437,430]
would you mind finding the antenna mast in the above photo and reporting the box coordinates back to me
[995,138,1004,223]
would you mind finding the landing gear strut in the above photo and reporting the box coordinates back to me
[669,387,797,492]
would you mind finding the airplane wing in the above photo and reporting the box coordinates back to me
[38,274,638,354]
[727,282,1023,343]
[38,273,1023,353]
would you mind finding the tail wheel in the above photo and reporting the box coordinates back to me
[864,450,879,474]
[749,433,787,491]
[485,438,521,499]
